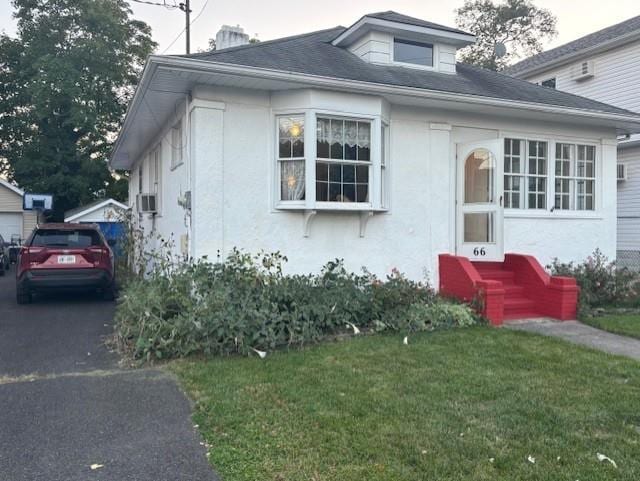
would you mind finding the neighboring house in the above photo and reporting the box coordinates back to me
[505,15,640,268]
[110,11,640,323]
[64,198,129,247]
[0,178,39,242]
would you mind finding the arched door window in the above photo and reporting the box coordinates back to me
[464,148,494,204]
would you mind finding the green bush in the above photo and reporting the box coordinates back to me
[548,249,639,314]
[115,249,479,360]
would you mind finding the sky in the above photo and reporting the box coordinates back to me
[0,0,640,57]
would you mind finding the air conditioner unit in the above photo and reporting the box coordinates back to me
[137,193,157,213]
[617,163,627,182]
[571,60,594,81]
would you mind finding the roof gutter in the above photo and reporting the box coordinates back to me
[111,55,640,165]
[509,30,640,78]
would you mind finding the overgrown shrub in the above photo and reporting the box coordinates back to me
[548,249,639,314]
[115,249,478,360]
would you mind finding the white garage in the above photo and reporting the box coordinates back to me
[0,179,39,242]
[0,212,22,241]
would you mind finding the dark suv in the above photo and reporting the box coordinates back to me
[16,223,115,304]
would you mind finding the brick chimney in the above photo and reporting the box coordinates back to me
[215,25,250,50]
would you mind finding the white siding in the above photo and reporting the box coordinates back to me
[349,31,392,64]
[438,44,457,74]
[617,145,640,251]
[524,39,640,113]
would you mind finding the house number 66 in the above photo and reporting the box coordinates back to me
[473,247,486,256]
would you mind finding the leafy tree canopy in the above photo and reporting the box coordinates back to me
[455,0,557,71]
[0,0,156,219]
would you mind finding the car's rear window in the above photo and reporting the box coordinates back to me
[30,229,103,248]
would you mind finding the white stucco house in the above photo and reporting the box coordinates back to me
[110,11,640,323]
[505,15,640,268]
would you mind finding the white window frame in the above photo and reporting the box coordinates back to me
[391,38,438,71]
[503,138,548,211]
[276,114,306,206]
[274,109,385,212]
[150,144,162,214]
[380,122,390,209]
[554,142,597,212]
[501,131,601,219]
[315,116,373,205]
[171,120,184,170]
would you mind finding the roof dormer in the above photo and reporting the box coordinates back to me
[333,11,475,74]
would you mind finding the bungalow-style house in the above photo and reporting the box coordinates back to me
[0,178,39,243]
[505,15,640,269]
[110,11,640,324]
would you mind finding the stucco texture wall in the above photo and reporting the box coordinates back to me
[157,86,619,282]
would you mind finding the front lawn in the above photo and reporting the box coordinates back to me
[172,328,640,481]
[583,314,640,340]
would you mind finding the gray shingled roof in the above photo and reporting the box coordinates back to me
[180,24,636,117]
[506,15,640,77]
[360,11,472,37]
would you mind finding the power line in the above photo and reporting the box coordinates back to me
[130,0,179,9]
[161,0,209,54]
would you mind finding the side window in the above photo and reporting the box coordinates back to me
[554,143,596,211]
[277,116,305,201]
[503,139,547,210]
[171,120,183,169]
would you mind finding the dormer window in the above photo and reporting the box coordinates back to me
[334,11,475,74]
[393,39,433,67]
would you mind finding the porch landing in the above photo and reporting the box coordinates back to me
[439,253,579,326]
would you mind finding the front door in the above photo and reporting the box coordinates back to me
[456,139,504,261]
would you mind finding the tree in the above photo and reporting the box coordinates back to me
[0,0,156,220]
[455,0,557,71]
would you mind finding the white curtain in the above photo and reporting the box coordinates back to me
[281,160,305,201]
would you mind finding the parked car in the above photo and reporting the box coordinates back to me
[0,235,10,276]
[16,223,116,304]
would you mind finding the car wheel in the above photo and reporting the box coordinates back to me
[103,285,116,301]
[16,287,31,304]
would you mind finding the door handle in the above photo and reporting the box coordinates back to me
[499,195,503,207]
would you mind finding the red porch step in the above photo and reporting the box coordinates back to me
[439,253,579,326]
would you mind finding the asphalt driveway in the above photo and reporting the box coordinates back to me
[0,266,219,481]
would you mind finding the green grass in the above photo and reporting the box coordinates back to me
[583,314,640,340]
[171,327,640,481]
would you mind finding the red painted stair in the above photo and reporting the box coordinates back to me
[472,262,542,320]
[439,253,579,326]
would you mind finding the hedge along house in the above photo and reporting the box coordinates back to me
[110,11,640,324]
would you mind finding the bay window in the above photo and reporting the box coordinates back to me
[276,112,385,210]
[316,117,370,203]
[278,116,305,201]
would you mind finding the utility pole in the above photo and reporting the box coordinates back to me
[179,0,192,54]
